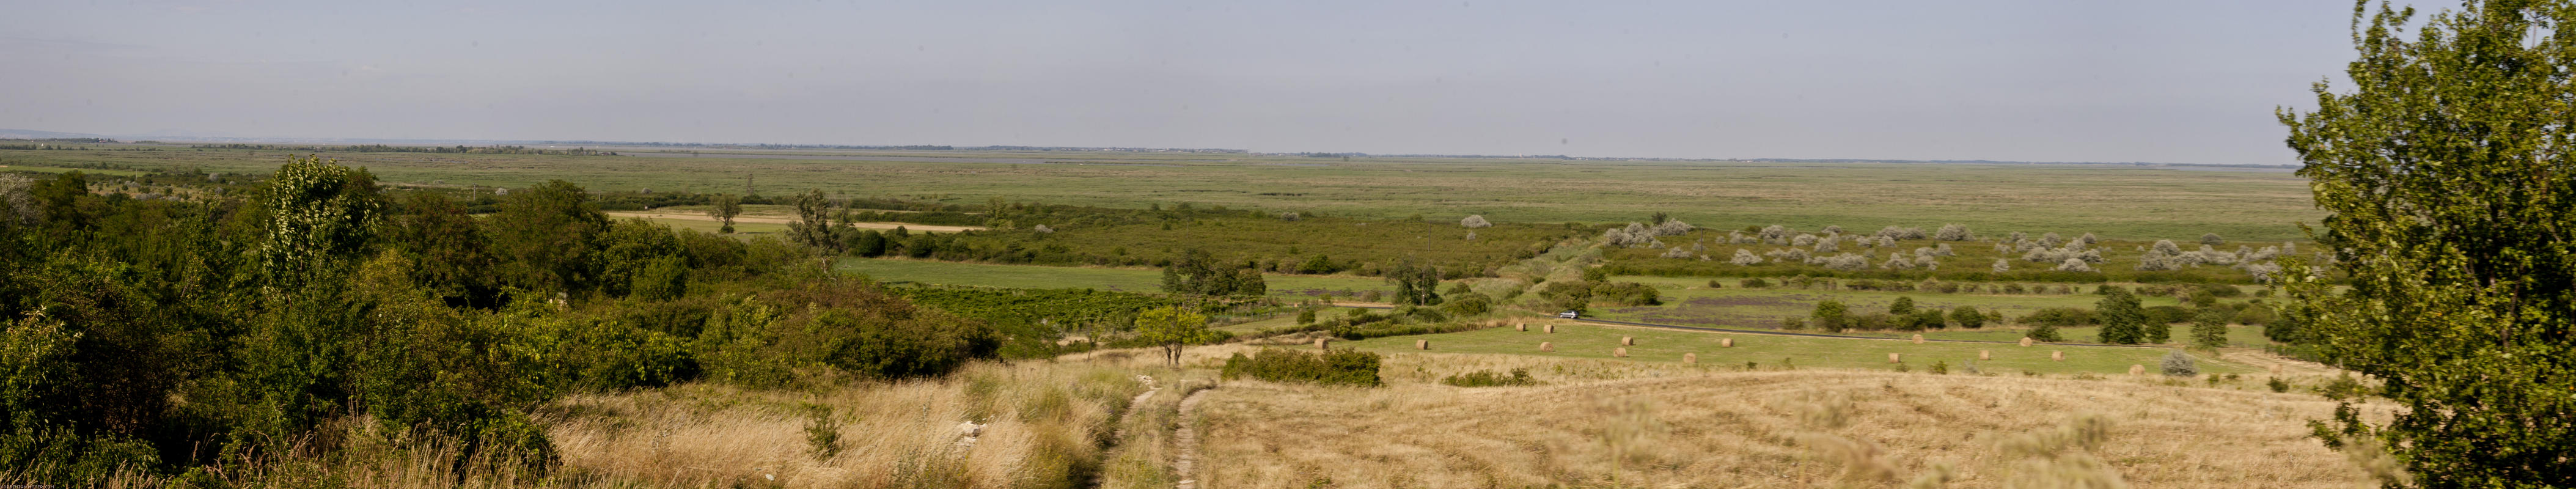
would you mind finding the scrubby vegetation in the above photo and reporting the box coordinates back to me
[0,160,1006,483]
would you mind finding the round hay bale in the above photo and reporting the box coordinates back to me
[1516,323,1527,332]
[2019,337,2035,347]
[1614,347,1629,358]
[1540,342,1555,352]
[1912,334,1925,344]
[1545,324,1557,334]
[1415,339,1429,350]
[2129,364,2146,376]
[1622,336,1635,346]
[1316,338,1332,350]
[1887,353,1902,363]
[1721,337,1734,348]
[2051,350,2065,361]
[1978,350,1992,361]
[1684,353,1698,364]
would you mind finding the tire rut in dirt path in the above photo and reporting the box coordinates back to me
[1111,386,1159,444]
[1172,388,1211,489]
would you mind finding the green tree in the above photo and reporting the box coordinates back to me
[485,180,607,296]
[1135,306,1217,366]
[386,193,497,306]
[2094,288,2145,344]
[706,193,743,234]
[1388,260,1443,306]
[2277,1,2576,484]
[787,189,837,249]
[1162,249,1263,296]
[1888,296,1915,315]
[2190,307,2230,350]
[259,155,386,289]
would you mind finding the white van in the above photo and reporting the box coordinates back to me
[1557,311,1580,319]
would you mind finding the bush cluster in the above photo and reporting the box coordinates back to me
[1220,348,1382,386]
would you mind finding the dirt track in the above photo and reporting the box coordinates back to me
[606,211,985,232]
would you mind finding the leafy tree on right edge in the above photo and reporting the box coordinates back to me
[2278,1,2576,486]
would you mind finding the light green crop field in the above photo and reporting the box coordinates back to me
[835,257,1395,298]
[1587,274,2276,347]
[0,145,2321,240]
[1336,321,2255,375]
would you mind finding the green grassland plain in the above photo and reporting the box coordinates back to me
[0,145,2321,240]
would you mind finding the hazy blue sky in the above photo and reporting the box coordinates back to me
[2,1,2377,163]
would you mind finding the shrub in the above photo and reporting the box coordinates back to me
[1740,277,1772,289]
[1591,281,1660,306]
[2267,377,2291,393]
[1951,306,1986,329]
[1459,215,1492,229]
[1220,348,1382,386]
[2200,233,2223,246]
[1649,219,1694,236]
[2055,257,2096,273]
[1848,312,1895,331]
[1819,252,1870,271]
[1441,368,1539,387]
[1809,300,1852,333]
[1779,316,1807,330]
[2159,350,2198,377]
[802,403,841,458]
[1437,292,1493,317]
[1888,296,1916,315]
[1705,279,1724,289]
[1296,308,1318,325]
[2233,303,2277,326]
[2027,322,2064,342]
[1934,223,1972,241]
[1730,249,1762,265]
[1758,224,1791,242]
[1929,360,1950,375]
[1904,309,1948,331]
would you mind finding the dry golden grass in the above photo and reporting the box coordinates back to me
[1195,352,2391,488]
[90,342,2375,488]
[541,361,1148,488]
